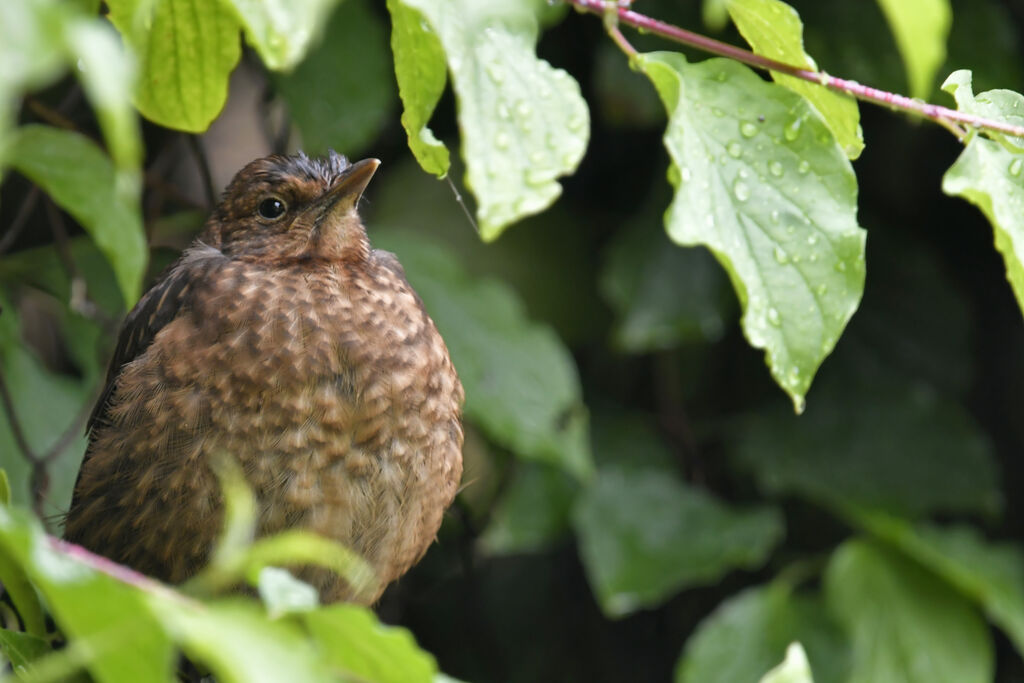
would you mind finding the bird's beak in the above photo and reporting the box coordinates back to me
[317,158,381,218]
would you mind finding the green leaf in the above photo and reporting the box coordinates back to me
[941,71,1024,318]
[373,231,593,479]
[386,0,449,176]
[676,582,848,683]
[303,604,438,683]
[63,17,143,171]
[274,0,392,156]
[875,0,951,99]
[0,469,9,506]
[727,0,863,159]
[388,0,589,239]
[220,0,340,71]
[637,52,866,413]
[9,125,146,306]
[573,467,783,618]
[601,215,733,350]
[824,539,992,683]
[106,0,241,132]
[0,549,47,638]
[257,567,319,617]
[849,509,1024,658]
[0,507,176,683]
[759,643,813,683]
[149,599,328,683]
[730,366,1001,519]
[478,463,577,555]
[0,628,50,674]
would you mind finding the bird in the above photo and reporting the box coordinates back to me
[63,151,464,604]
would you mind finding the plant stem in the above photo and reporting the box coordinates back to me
[567,0,1024,141]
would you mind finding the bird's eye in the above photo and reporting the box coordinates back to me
[257,197,287,220]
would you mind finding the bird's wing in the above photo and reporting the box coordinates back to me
[87,244,225,437]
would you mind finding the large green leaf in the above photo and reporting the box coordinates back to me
[941,70,1024,318]
[850,509,1024,658]
[637,52,866,412]
[824,540,992,683]
[0,507,176,683]
[8,125,146,306]
[220,0,340,71]
[731,367,1001,519]
[303,604,438,683]
[727,0,863,159]
[373,231,592,479]
[275,0,393,156]
[875,0,951,99]
[106,0,241,132]
[387,0,589,239]
[573,467,783,617]
[478,463,577,556]
[676,582,848,683]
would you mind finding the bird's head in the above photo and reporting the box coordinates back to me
[203,151,379,264]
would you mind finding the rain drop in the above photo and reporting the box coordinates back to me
[486,63,505,83]
[568,113,585,131]
[681,167,692,182]
[769,161,784,177]
[497,103,511,120]
[517,101,533,117]
[773,246,789,264]
[807,234,819,246]
[495,131,510,149]
[770,210,780,224]
[727,142,743,158]
[740,122,758,138]
[815,283,828,295]
[767,307,781,326]
[1010,158,1023,177]
[784,117,802,141]
[733,180,751,202]
[835,261,848,272]
[526,168,550,186]
[712,108,725,117]
[797,160,810,174]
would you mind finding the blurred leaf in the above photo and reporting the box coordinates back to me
[703,0,730,30]
[573,467,783,617]
[601,218,733,350]
[220,0,340,71]
[850,509,1024,658]
[875,0,951,99]
[386,0,449,176]
[257,567,318,617]
[0,628,50,675]
[374,231,593,479]
[479,463,577,555]
[676,582,848,683]
[106,0,241,132]
[941,71,1024,319]
[637,52,865,413]
[9,125,146,306]
[0,469,9,506]
[824,539,992,683]
[945,0,1024,95]
[0,550,47,638]
[388,0,589,239]
[63,17,142,171]
[731,366,1001,519]
[303,604,438,683]
[150,599,328,683]
[275,0,393,157]
[0,507,176,683]
[592,44,663,128]
[758,643,813,683]
[727,0,863,159]
[0,291,90,514]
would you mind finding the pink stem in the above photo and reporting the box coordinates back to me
[568,0,1024,140]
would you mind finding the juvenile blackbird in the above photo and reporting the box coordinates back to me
[64,152,464,604]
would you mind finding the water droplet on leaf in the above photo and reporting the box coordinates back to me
[733,180,750,201]
[740,122,758,138]
[769,161,784,177]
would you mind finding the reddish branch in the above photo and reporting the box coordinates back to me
[568,0,1024,141]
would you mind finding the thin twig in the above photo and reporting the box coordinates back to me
[187,136,217,209]
[0,186,41,256]
[567,0,1024,140]
[0,369,37,461]
[445,176,480,235]
[24,98,78,131]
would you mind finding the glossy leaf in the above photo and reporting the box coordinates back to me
[220,0,340,71]
[8,125,146,306]
[850,509,1024,657]
[875,0,951,98]
[275,0,393,156]
[727,0,863,158]
[941,70,1024,318]
[638,52,866,412]
[303,604,438,683]
[731,367,1001,519]
[676,583,848,683]
[388,0,589,239]
[374,231,593,479]
[573,467,783,617]
[824,540,992,683]
[106,0,241,132]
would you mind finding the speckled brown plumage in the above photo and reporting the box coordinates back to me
[63,153,464,604]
